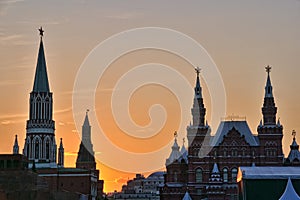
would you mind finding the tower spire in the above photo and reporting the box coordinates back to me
[76,111,96,170]
[33,27,50,92]
[58,138,64,167]
[191,67,206,127]
[13,135,19,154]
[24,28,56,167]
[261,65,277,125]
[194,67,202,99]
[265,65,273,98]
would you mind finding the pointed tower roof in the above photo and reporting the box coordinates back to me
[33,27,50,93]
[212,163,220,174]
[13,135,19,154]
[182,191,192,200]
[194,67,202,99]
[279,178,300,200]
[264,65,273,98]
[287,130,300,162]
[180,138,188,163]
[209,163,222,183]
[166,131,181,165]
[59,138,64,149]
[83,109,90,127]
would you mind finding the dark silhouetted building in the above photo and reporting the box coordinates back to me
[161,67,287,200]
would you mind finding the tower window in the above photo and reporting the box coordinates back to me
[223,168,228,182]
[174,171,178,182]
[196,168,203,183]
[232,168,238,182]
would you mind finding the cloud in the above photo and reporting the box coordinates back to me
[105,12,141,20]
[17,17,69,26]
[1,120,15,125]
[0,0,24,16]
[58,122,65,126]
[54,107,72,114]
[64,152,78,156]
[0,113,27,120]
[0,113,27,125]
[0,33,33,46]
[106,177,128,184]
[0,79,23,86]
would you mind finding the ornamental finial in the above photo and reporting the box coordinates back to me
[292,130,296,140]
[195,67,201,77]
[38,27,44,37]
[265,65,271,74]
[86,109,90,115]
[174,131,178,139]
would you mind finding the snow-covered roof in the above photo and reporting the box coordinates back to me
[180,144,188,163]
[166,138,181,165]
[182,191,192,200]
[211,121,259,146]
[147,171,165,179]
[279,177,300,200]
[287,137,300,162]
[212,163,220,174]
[238,167,300,180]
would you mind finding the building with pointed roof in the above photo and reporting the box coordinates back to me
[2,28,104,200]
[161,66,286,200]
[285,130,300,166]
[76,111,96,170]
[23,28,56,168]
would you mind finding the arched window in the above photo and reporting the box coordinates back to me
[196,168,203,183]
[231,168,238,182]
[46,140,50,159]
[223,168,228,182]
[35,140,39,159]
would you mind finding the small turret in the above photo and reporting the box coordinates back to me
[58,138,64,167]
[13,135,19,154]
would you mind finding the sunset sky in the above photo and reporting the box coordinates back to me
[0,0,300,192]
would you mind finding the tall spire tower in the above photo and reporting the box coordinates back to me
[191,67,206,127]
[187,67,209,146]
[257,66,283,164]
[187,67,210,189]
[23,28,57,168]
[76,110,96,170]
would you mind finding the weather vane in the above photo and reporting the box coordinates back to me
[265,65,271,74]
[183,138,185,145]
[195,67,201,77]
[86,109,90,115]
[38,27,44,37]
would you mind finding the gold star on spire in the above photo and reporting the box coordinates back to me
[38,27,44,37]
[265,65,271,74]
